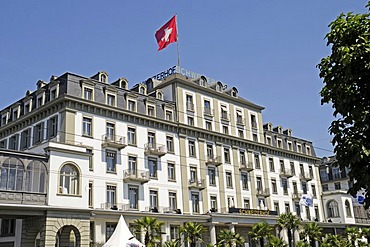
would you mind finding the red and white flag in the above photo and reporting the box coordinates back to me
[155,15,177,51]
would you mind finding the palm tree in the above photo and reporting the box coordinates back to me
[266,236,287,247]
[301,222,322,247]
[180,222,205,247]
[134,216,164,247]
[249,221,272,247]
[295,241,310,247]
[345,227,361,246]
[216,229,245,247]
[321,233,349,247]
[164,239,180,247]
[361,227,370,244]
[276,212,300,247]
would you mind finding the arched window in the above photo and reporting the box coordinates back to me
[25,161,47,193]
[100,74,107,83]
[345,200,352,217]
[327,200,340,218]
[59,164,79,195]
[139,85,146,95]
[0,158,24,191]
[157,91,163,100]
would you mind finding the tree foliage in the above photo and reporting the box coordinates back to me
[276,213,300,247]
[179,222,205,247]
[134,216,164,247]
[317,1,370,207]
[216,229,245,247]
[249,221,272,247]
[301,222,322,246]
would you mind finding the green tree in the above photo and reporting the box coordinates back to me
[216,229,245,247]
[295,241,310,247]
[164,239,180,247]
[361,227,370,243]
[249,221,272,247]
[301,222,322,247]
[266,236,287,247]
[276,212,300,247]
[317,1,370,206]
[321,234,349,247]
[179,222,205,247]
[345,227,361,246]
[134,216,164,247]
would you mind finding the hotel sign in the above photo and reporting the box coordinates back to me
[151,66,217,84]
[228,208,278,216]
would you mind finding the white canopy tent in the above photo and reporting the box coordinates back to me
[103,215,145,247]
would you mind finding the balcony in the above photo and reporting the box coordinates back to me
[292,192,302,201]
[102,134,127,150]
[0,191,47,205]
[188,179,206,190]
[206,155,222,166]
[256,188,270,197]
[186,102,194,111]
[203,107,214,117]
[239,161,254,172]
[300,172,313,181]
[144,143,167,157]
[123,169,150,184]
[220,112,230,122]
[101,203,138,211]
[279,169,294,178]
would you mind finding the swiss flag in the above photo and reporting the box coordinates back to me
[155,15,177,51]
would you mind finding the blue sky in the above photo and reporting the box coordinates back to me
[0,1,368,157]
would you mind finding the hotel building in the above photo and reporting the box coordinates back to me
[0,70,322,246]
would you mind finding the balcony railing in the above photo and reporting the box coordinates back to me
[203,107,214,117]
[101,202,139,211]
[280,169,294,178]
[163,207,182,214]
[0,191,47,205]
[144,143,167,157]
[206,156,222,166]
[102,134,127,150]
[300,172,313,181]
[186,102,194,111]
[256,188,270,197]
[123,169,150,184]
[292,192,301,201]
[236,117,245,125]
[220,112,230,121]
[239,162,254,172]
[188,179,206,190]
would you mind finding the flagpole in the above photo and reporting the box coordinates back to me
[176,13,180,69]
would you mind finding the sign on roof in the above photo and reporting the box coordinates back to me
[151,65,217,84]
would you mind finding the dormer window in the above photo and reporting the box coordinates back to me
[49,80,60,101]
[306,146,311,155]
[1,113,8,126]
[147,105,155,117]
[83,87,93,100]
[199,76,207,87]
[127,99,137,112]
[12,109,19,121]
[107,94,116,106]
[24,100,32,114]
[139,85,147,95]
[157,91,163,100]
[37,94,44,107]
[297,143,302,153]
[101,73,107,83]
[216,82,222,92]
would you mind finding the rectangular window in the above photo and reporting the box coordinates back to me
[191,192,199,213]
[210,196,217,211]
[244,199,250,209]
[222,125,229,134]
[269,158,275,172]
[322,184,328,191]
[0,219,15,236]
[33,122,44,144]
[20,129,31,150]
[106,123,115,140]
[282,178,288,195]
[147,105,155,116]
[8,135,18,150]
[271,179,277,194]
[274,202,279,214]
[253,134,258,142]
[290,162,295,175]
[314,205,320,220]
[236,110,243,125]
[295,203,301,217]
[224,147,230,163]
[254,154,260,169]
[168,163,176,181]
[128,186,138,209]
[170,225,179,240]
[169,192,177,211]
[277,139,282,148]
[256,177,262,190]
[149,190,158,209]
[334,182,341,190]
[226,171,233,188]
[0,140,7,149]
[204,100,212,115]
[285,203,290,213]
[24,103,30,114]
[107,185,116,208]
[128,127,136,145]
[188,140,196,157]
[128,100,136,111]
[300,163,304,175]
[187,116,194,126]
[83,117,92,136]
[293,181,298,194]
[165,110,173,121]
[306,206,311,220]
[206,143,213,158]
[221,105,228,120]
[280,160,285,172]
[309,166,314,178]
[302,182,308,194]
[251,114,257,128]
[50,88,57,100]
[266,136,272,145]
[107,94,116,106]
[238,129,244,138]
[205,121,212,130]
[128,156,137,174]
[190,166,197,182]
[166,136,174,153]
[311,185,317,197]
[88,182,93,208]
[87,148,94,171]
[148,158,158,178]
[240,150,246,165]
[106,151,116,173]
[186,95,194,111]
[287,142,292,151]
[37,96,43,107]
[148,132,155,147]
[48,115,58,138]
[106,223,117,241]
[84,88,93,101]
[241,173,248,190]
[208,167,216,186]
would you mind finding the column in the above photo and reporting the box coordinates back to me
[209,224,216,245]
